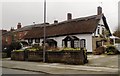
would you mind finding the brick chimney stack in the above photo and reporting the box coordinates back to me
[17,23,22,29]
[97,6,102,15]
[67,13,72,20]
[54,20,58,24]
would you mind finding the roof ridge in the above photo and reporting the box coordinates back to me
[49,14,100,27]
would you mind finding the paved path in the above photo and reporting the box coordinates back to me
[2,67,44,74]
[1,60,118,74]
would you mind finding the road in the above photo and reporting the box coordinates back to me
[2,68,44,74]
[1,55,119,74]
[2,67,118,74]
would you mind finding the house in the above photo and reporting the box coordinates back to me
[2,22,49,48]
[14,22,49,41]
[23,6,111,52]
[2,28,15,46]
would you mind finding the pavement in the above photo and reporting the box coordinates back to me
[1,54,119,74]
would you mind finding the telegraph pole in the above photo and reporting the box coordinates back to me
[43,0,46,62]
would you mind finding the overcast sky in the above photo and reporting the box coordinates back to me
[1,0,119,33]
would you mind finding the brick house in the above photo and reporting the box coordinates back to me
[14,23,50,41]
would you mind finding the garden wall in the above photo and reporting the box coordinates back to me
[27,51,43,61]
[46,50,87,65]
[11,51,25,61]
[11,50,88,65]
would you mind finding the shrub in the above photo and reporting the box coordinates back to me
[106,45,119,55]
[26,46,43,52]
[10,41,22,50]
[31,44,43,51]
[62,48,80,51]
[26,48,38,51]
[2,42,22,57]
[93,46,105,55]
[13,50,24,52]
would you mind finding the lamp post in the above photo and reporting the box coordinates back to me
[43,0,46,62]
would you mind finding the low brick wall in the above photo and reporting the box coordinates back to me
[11,51,25,61]
[46,51,63,63]
[11,50,88,65]
[46,50,87,65]
[27,51,43,61]
[2,52,7,58]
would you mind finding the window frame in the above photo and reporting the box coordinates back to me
[28,39,33,44]
[35,38,40,43]
[80,39,86,48]
[97,27,100,34]
[74,40,80,48]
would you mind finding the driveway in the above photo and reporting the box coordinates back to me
[85,54,118,68]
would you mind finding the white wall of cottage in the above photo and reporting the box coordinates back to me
[92,18,106,36]
[30,34,92,52]
[74,34,93,52]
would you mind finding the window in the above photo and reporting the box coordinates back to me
[35,38,40,43]
[62,41,65,47]
[97,27,100,34]
[67,41,71,48]
[74,40,80,48]
[102,28,104,35]
[80,39,86,48]
[28,39,33,44]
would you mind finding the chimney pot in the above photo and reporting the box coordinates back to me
[67,13,72,20]
[17,22,22,29]
[97,6,102,15]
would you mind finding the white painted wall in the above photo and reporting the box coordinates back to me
[47,36,66,48]
[47,34,92,52]
[40,39,43,46]
[93,18,106,36]
[74,34,93,52]
[27,34,93,52]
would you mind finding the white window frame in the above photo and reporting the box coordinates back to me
[80,39,86,48]
[74,40,80,48]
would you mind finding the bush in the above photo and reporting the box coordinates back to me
[2,41,22,57]
[62,48,81,51]
[31,44,43,51]
[106,45,119,55]
[10,41,22,50]
[93,46,105,55]
[13,50,24,52]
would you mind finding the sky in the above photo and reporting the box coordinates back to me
[0,0,119,33]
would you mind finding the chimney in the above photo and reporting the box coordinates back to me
[10,27,15,31]
[67,13,72,20]
[54,20,58,24]
[97,6,102,15]
[17,22,22,29]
